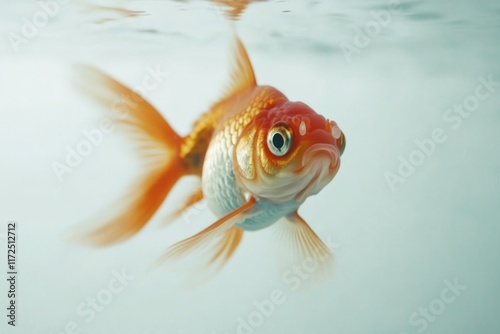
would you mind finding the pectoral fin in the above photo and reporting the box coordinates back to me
[158,197,256,271]
[209,227,243,268]
[276,212,333,277]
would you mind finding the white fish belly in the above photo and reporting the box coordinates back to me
[202,131,246,218]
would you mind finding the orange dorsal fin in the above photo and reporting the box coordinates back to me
[222,35,257,99]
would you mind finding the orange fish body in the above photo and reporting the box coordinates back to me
[76,36,345,272]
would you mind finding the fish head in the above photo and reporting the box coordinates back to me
[234,101,345,203]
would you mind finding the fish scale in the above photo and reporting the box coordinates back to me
[202,86,287,219]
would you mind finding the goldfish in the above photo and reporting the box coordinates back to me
[75,35,345,274]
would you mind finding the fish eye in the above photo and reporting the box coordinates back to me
[267,124,292,156]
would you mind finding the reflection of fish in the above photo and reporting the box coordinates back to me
[82,3,147,24]
[210,0,268,20]
[76,35,345,273]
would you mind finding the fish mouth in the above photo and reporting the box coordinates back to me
[301,143,339,171]
[295,143,340,202]
[239,144,340,204]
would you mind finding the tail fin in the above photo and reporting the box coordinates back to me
[73,65,185,246]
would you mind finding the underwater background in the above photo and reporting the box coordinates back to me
[1,0,500,333]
